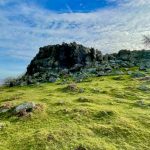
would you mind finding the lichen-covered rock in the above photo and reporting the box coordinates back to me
[49,77,57,83]
[131,72,146,78]
[14,102,36,114]
[0,102,13,113]
[26,42,102,76]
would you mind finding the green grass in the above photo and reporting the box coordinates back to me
[0,74,150,150]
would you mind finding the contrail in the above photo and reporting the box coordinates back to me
[66,4,73,13]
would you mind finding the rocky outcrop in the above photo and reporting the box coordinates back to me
[26,42,103,75]
[107,50,150,68]
[5,42,150,86]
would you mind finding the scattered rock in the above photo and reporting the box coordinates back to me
[131,72,146,78]
[114,70,124,75]
[91,88,101,93]
[49,77,57,83]
[70,64,83,72]
[138,85,150,91]
[0,102,13,113]
[139,65,147,71]
[97,71,105,77]
[95,110,115,119]
[79,88,84,93]
[127,71,133,75]
[139,76,150,81]
[14,102,36,114]
[66,83,78,92]
[60,69,69,75]
[55,100,66,106]
[135,100,145,107]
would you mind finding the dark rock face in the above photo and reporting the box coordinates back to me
[26,42,102,76]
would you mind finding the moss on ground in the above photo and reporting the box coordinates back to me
[0,74,150,150]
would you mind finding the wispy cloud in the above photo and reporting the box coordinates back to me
[0,0,150,78]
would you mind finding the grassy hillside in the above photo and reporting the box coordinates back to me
[0,73,150,150]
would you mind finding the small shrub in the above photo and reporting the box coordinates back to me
[134,100,149,108]
[3,77,17,87]
[138,85,150,91]
[91,88,101,93]
[95,110,116,119]
[78,88,84,93]
[112,76,125,80]
[47,134,56,142]
[55,100,67,106]
[77,97,93,103]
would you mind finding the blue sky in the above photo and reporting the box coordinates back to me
[0,0,150,80]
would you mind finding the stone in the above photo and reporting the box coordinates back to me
[0,109,9,113]
[97,71,105,77]
[87,68,97,74]
[49,77,57,83]
[138,85,150,91]
[139,76,150,81]
[14,102,36,114]
[60,69,69,75]
[139,65,147,71]
[0,102,13,113]
[135,100,145,107]
[131,72,146,78]
[104,65,112,71]
[114,70,124,75]
[66,83,78,92]
[79,88,84,93]
[70,64,83,72]
[127,71,133,75]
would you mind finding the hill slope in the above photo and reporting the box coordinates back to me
[0,71,150,150]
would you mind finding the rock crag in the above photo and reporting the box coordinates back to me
[6,42,150,86]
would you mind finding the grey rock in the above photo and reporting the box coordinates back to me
[135,100,145,107]
[114,70,124,75]
[0,109,9,113]
[49,77,57,83]
[139,65,147,71]
[131,72,146,78]
[70,64,83,72]
[127,71,133,75]
[14,102,36,114]
[138,85,150,91]
[60,69,69,75]
[104,65,112,71]
[87,68,97,74]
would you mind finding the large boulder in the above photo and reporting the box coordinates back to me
[26,42,103,76]
[14,102,36,114]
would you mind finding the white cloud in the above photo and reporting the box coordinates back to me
[0,0,150,61]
